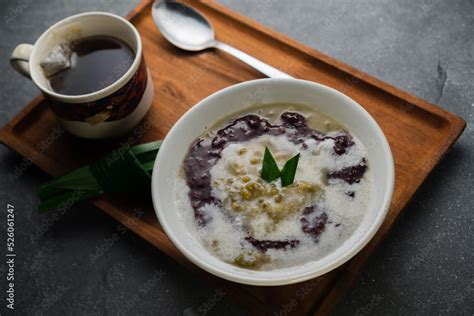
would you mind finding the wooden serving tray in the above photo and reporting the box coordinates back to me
[0,1,465,314]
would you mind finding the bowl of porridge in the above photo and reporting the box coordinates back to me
[151,78,394,285]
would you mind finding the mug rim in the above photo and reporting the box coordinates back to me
[29,12,142,103]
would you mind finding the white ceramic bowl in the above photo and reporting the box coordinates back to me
[151,78,394,286]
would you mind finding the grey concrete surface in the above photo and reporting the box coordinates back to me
[0,0,472,315]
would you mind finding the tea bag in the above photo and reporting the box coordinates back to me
[40,43,72,77]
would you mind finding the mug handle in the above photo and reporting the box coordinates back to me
[11,43,34,78]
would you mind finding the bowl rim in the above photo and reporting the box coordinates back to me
[151,78,394,286]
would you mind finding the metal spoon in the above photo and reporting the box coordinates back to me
[152,0,293,79]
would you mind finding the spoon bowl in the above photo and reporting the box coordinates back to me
[152,0,292,78]
[152,1,216,51]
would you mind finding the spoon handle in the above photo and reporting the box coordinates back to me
[214,41,293,79]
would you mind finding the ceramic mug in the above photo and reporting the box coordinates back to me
[10,12,153,139]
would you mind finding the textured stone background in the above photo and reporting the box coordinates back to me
[0,0,472,315]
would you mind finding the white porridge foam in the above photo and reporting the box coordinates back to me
[176,132,372,270]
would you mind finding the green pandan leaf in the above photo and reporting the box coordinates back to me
[36,140,162,213]
[280,153,300,187]
[261,146,281,182]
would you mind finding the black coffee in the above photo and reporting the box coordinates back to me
[49,35,134,96]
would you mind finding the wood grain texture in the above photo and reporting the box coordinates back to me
[0,1,465,315]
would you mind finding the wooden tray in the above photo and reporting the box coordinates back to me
[0,1,465,314]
